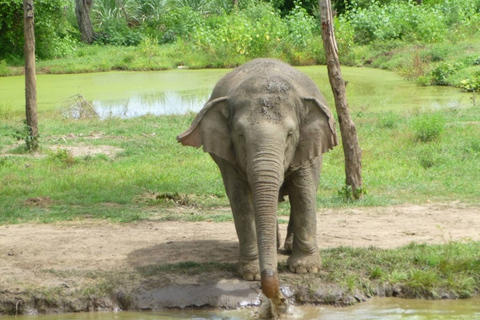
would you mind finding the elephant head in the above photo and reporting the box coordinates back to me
[177,59,337,308]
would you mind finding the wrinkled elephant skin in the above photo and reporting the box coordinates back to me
[177,58,337,312]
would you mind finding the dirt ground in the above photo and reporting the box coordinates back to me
[1,201,479,315]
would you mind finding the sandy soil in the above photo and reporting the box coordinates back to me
[1,202,479,314]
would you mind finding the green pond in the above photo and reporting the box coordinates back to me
[0,66,472,118]
[5,297,480,319]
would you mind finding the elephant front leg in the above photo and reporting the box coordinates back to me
[285,159,322,274]
[212,155,260,281]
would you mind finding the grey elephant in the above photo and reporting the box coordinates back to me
[177,58,337,312]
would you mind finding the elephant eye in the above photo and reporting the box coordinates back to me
[287,131,293,137]
[238,132,244,137]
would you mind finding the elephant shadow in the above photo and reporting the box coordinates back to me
[127,239,239,269]
[125,240,262,309]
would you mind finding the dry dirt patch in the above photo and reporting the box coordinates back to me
[48,145,123,157]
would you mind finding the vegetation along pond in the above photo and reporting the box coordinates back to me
[4,297,480,319]
[0,66,472,117]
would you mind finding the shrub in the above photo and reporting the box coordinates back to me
[191,2,287,59]
[284,2,318,49]
[159,6,206,44]
[0,0,76,59]
[378,111,402,129]
[429,62,463,86]
[459,77,480,92]
[0,59,10,76]
[0,102,15,120]
[94,17,142,46]
[411,112,446,143]
[343,0,448,44]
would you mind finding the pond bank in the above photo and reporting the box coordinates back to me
[1,203,479,315]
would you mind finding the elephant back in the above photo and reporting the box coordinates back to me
[209,58,326,105]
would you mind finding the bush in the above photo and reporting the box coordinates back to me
[94,17,142,46]
[411,112,446,143]
[191,3,287,59]
[459,76,480,92]
[344,0,478,44]
[429,62,463,86]
[0,0,75,59]
[284,2,318,48]
[0,59,10,76]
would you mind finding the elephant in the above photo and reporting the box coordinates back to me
[177,58,337,314]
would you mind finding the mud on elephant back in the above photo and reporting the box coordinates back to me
[177,58,337,318]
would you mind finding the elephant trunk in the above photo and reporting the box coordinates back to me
[248,147,284,301]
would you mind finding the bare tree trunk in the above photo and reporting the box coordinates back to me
[319,0,363,198]
[75,0,95,44]
[23,0,38,151]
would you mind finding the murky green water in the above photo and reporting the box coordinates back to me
[6,298,480,319]
[0,67,471,117]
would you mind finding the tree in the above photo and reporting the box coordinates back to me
[23,0,39,151]
[319,0,364,198]
[75,0,95,44]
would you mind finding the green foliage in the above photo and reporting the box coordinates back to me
[322,241,480,299]
[411,112,446,143]
[0,102,15,120]
[0,59,11,76]
[48,149,76,166]
[378,111,402,129]
[459,73,480,92]
[0,0,77,60]
[95,16,142,46]
[342,0,480,47]
[338,185,367,201]
[12,119,40,152]
[193,3,286,58]
[344,0,448,44]
[334,16,355,56]
[284,1,317,48]
[429,62,463,86]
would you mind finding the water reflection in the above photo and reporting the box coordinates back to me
[93,90,210,119]
[0,67,472,117]
[86,67,471,119]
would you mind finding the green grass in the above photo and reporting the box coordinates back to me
[31,241,479,302]
[319,241,480,299]
[1,100,479,224]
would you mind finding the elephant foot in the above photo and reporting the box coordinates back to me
[287,251,321,274]
[238,258,261,281]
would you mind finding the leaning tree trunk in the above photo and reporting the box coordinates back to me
[319,0,363,198]
[23,0,38,151]
[75,0,95,44]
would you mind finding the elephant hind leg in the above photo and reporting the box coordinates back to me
[282,219,294,254]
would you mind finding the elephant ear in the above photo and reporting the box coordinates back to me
[293,97,338,166]
[177,97,236,164]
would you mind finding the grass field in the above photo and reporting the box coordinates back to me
[1,96,479,224]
